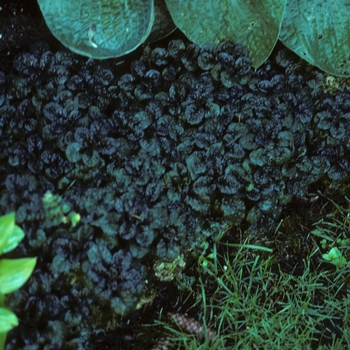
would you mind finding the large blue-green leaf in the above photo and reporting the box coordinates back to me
[37,0,154,59]
[165,0,286,69]
[280,0,350,77]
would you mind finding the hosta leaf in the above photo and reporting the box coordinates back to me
[0,213,24,255]
[280,0,350,77]
[0,307,18,333]
[37,0,154,59]
[0,258,37,294]
[165,0,286,69]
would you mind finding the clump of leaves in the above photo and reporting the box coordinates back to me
[0,213,37,350]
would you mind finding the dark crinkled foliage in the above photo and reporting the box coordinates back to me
[1,26,350,349]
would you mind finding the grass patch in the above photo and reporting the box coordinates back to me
[150,197,350,349]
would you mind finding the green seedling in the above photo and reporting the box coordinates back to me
[198,242,218,275]
[42,191,81,228]
[199,252,216,268]
[310,197,350,270]
[322,247,347,268]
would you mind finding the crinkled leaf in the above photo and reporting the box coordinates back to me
[0,213,24,255]
[37,0,154,58]
[0,258,37,294]
[0,307,18,332]
[280,0,350,77]
[165,0,286,69]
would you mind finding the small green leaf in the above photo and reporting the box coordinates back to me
[207,253,215,259]
[0,307,18,333]
[68,212,81,228]
[322,247,347,267]
[0,213,25,255]
[320,239,327,249]
[322,247,342,261]
[0,258,37,294]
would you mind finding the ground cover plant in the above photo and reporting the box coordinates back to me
[2,1,350,348]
